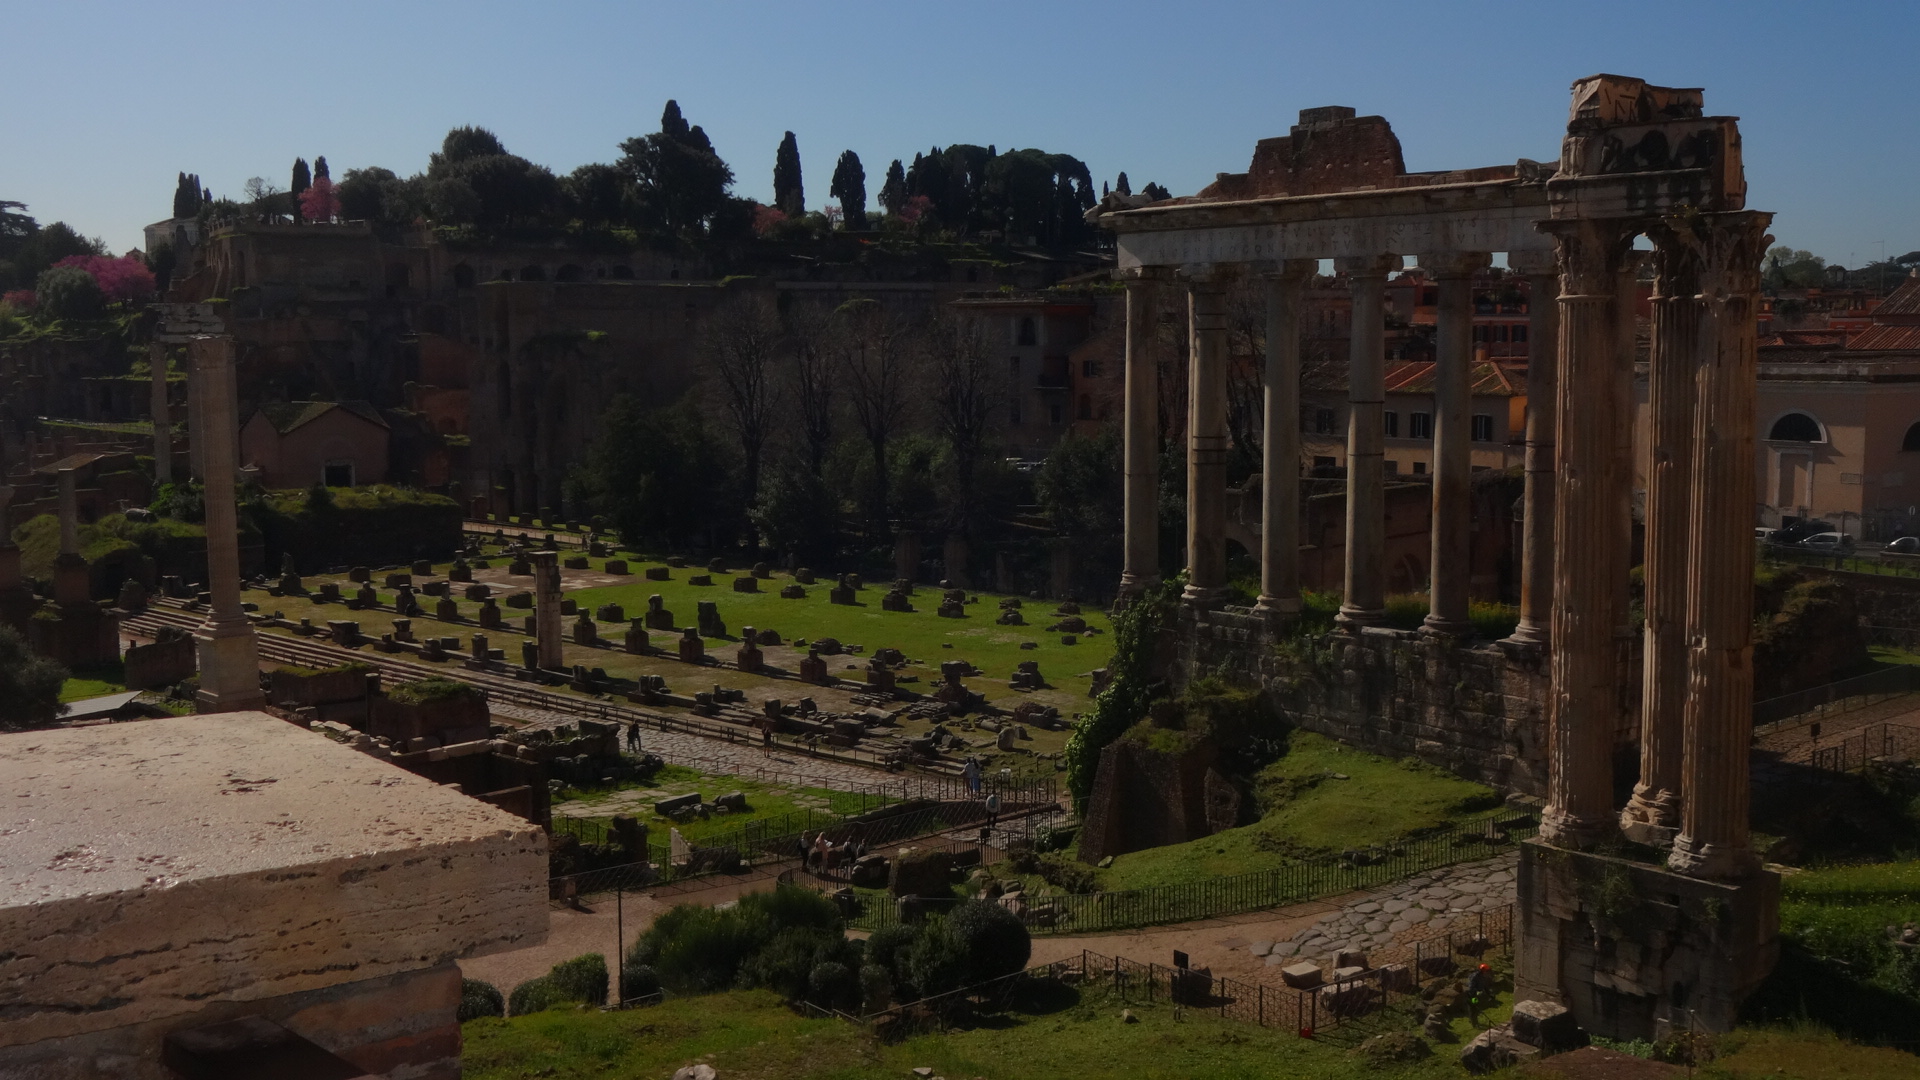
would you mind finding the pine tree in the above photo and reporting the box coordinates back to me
[313,156,329,182]
[172,173,195,219]
[829,150,867,230]
[290,158,311,222]
[774,132,804,216]
[1115,171,1131,196]
[661,100,690,142]
[879,159,907,215]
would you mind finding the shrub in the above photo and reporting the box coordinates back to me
[862,923,920,975]
[859,962,894,1012]
[1036,854,1099,895]
[946,899,1031,983]
[808,960,859,1012]
[737,881,843,934]
[0,624,68,730]
[899,917,969,999]
[34,265,104,320]
[634,905,768,993]
[740,926,846,1000]
[458,978,504,1021]
[507,975,563,1015]
[388,677,483,706]
[618,961,662,1002]
[1065,575,1180,805]
[548,952,609,1007]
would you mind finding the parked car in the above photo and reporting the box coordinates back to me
[1796,532,1854,552]
[1886,536,1920,554]
[1754,527,1778,542]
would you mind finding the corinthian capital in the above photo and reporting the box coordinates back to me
[1540,219,1640,296]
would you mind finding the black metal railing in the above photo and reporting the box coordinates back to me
[1752,666,1919,728]
[1807,722,1920,773]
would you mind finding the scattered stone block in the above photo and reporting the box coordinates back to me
[696,600,726,638]
[605,559,628,574]
[595,603,625,623]
[564,556,590,570]
[677,627,705,663]
[751,562,772,579]
[714,791,748,812]
[505,591,532,609]
[732,576,758,593]
[1281,962,1323,989]
[436,596,460,622]
[1510,1000,1582,1051]
[645,565,670,581]
[348,566,371,583]
[655,792,702,816]
[795,568,816,584]
[780,584,806,599]
[464,582,491,601]
[478,599,502,629]
[448,559,472,583]
[1336,948,1369,970]
[625,621,650,654]
[688,574,713,586]
[799,650,829,684]
[385,572,412,589]
[645,594,676,630]
[572,613,598,645]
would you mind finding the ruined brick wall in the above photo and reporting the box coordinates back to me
[1179,608,1556,796]
[1076,734,1231,864]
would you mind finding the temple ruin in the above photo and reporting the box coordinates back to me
[1091,75,1776,1037]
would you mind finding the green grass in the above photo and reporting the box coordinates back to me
[566,563,1116,699]
[463,984,1475,1080]
[555,764,893,845]
[59,676,125,702]
[1093,732,1504,891]
[1779,860,1920,973]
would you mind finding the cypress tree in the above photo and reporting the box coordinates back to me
[773,132,804,216]
[313,156,329,182]
[172,173,194,219]
[878,159,907,215]
[290,158,311,222]
[1115,171,1131,196]
[829,150,866,230]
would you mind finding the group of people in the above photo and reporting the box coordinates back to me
[798,829,868,873]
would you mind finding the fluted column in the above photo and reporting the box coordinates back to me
[1622,231,1702,844]
[1337,255,1398,627]
[1423,252,1491,635]
[190,335,264,713]
[1255,260,1316,617]
[1182,269,1230,608]
[1118,270,1162,601]
[186,361,206,481]
[1505,253,1560,647]
[1537,220,1635,848]
[150,342,173,484]
[1670,211,1773,880]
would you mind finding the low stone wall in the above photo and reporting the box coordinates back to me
[1175,607,1627,798]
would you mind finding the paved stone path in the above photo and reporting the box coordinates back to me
[1244,851,1518,969]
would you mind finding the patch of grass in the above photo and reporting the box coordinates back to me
[1713,1022,1920,1078]
[555,764,894,845]
[1093,732,1503,890]
[59,676,124,702]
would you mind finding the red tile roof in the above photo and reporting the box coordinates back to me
[1872,270,1920,317]
[1846,324,1920,351]
[1381,360,1525,396]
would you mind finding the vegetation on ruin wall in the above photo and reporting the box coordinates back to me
[386,676,480,706]
[1063,575,1180,807]
[12,512,206,585]
[252,485,460,570]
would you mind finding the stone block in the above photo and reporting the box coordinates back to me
[605,559,628,575]
[384,572,412,589]
[595,603,626,623]
[411,559,434,575]
[1335,948,1369,970]
[625,622,650,654]
[645,565,670,581]
[688,574,712,586]
[829,586,856,605]
[795,568,815,584]
[655,792,702,816]
[732,576,758,593]
[1378,962,1415,993]
[464,583,491,601]
[1510,999,1582,1051]
[505,591,533,609]
[1280,962,1323,989]
[348,566,371,583]
[560,598,577,616]
[564,556,590,570]
[0,714,546,1055]
[696,600,726,638]
[888,847,953,897]
[751,562,772,579]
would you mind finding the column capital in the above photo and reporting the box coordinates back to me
[1538,218,1640,295]
[1420,251,1492,279]
[1697,211,1775,298]
[1336,254,1400,279]
[1114,265,1176,283]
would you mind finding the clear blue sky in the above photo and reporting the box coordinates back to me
[4,1,1913,266]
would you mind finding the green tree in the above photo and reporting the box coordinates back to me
[774,131,804,216]
[1766,246,1827,290]
[171,173,203,220]
[1036,427,1124,586]
[749,467,841,567]
[313,156,329,182]
[35,264,105,320]
[618,100,736,241]
[425,128,559,228]
[290,158,311,223]
[0,624,68,729]
[568,393,735,550]
[561,163,636,227]
[878,159,908,216]
[336,166,422,231]
[829,150,867,229]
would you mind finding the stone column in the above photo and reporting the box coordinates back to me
[1670,212,1773,880]
[1422,252,1491,635]
[1254,260,1316,617]
[1505,253,1560,647]
[150,341,173,484]
[1537,220,1635,848]
[190,336,264,713]
[186,361,206,481]
[1182,268,1230,609]
[1118,270,1162,601]
[1337,255,1397,627]
[530,550,564,670]
[0,484,16,589]
[53,468,90,606]
[1622,232,1703,844]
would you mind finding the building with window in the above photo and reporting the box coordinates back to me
[240,400,390,489]
[949,293,1107,458]
[1302,357,1526,477]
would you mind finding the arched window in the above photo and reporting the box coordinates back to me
[1017,317,1037,346]
[1903,422,1920,452]
[1768,411,1825,443]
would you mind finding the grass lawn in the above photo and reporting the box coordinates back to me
[1709,1024,1920,1079]
[555,764,894,845]
[1776,859,1920,975]
[1092,732,1505,891]
[58,662,128,703]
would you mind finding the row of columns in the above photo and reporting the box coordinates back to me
[1116,254,1559,648]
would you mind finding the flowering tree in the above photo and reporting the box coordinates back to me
[897,194,933,225]
[1,289,34,312]
[751,203,787,237]
[53,254,155,304]
[300,177,341,224]
[822,204,844,230]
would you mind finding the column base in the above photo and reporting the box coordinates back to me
[1116,572,1161,600]
[1334,604,1384,629]
[1668,832,1760,880]
[1503,619,1550,649]
[1252,594,1301,618]
[1536,806,1613,850]
[195,618,264,714]
[1180,584,1229,610]
[1619,785,1682,848]
[1419,614,1470,638]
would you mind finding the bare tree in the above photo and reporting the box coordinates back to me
[837,298,914,535]
[705,295,783,544]
[926,311,996,534]
[1224,275,1266,477]
[783,301,838,476]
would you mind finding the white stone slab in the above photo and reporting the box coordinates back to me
[0,712,548,1048]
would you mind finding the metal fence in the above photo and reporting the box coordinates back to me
[817,906,1513,1041]
[1751,665,1919,728]
[848,817,1534,935]
[1808,722,1920,773]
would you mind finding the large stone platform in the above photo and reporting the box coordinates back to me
[0,712,548,1078]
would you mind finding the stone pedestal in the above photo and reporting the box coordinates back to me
[1515,839,1778,1040]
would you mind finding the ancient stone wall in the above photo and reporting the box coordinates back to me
[1076,734,1237,864]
